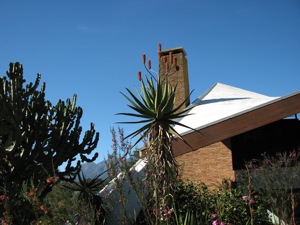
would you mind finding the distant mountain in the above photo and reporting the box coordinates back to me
[79,151,140,181]
[80,160,108,180]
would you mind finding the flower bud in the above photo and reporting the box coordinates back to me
[138,71,142,81]
[169,52,173,64]
[142,54,146,64]
[158,43,162,52]
[174,56,177,66]
[165,61,169,73]
[163,56,167,63]
[148,60,151,69]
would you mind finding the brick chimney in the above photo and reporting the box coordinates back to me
[159,47,190,112]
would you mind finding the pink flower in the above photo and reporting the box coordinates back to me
[167,208,174,215]
[220,222,225,225]
[250,199,255,204]
[211,214,217,219]
[289,150,297,158]
[153,209,157,216]
[242,195,248,201]
[212,220,218,225]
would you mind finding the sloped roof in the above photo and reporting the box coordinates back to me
[173,83,300,156]
[174,83,278,134]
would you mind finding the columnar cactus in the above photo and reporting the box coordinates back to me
[0,62,99,222]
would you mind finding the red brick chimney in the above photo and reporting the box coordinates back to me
[158,47,190,112]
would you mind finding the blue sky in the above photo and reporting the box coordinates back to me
[1,0,300,162]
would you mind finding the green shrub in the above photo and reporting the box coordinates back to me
[242,150,300,225]
[133,179,270,225]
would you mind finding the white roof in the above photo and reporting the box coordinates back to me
[174,83,279,135]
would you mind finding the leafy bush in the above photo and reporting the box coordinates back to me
[242,150,300,225]
[43,182,77,224]
[132,179,270,225]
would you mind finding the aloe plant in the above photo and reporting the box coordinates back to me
[117,50,194,223]
[118,75,192,147]
[64,172,107,224]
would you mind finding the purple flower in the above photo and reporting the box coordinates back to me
[211,214,217,219]
[212,220,218,225]
[242,195,248,201]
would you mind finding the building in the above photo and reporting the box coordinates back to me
[160,47,300,188]
[100,47,300,224]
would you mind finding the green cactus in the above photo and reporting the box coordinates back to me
[0,62,99,222]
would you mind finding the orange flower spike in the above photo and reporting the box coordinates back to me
[158,43,162,58]
[148,60,151,70]
[165,61,169,73]
[138,71,142,81]
[169,52,173,64]
[142,54,146,64]
[163,56,167,63]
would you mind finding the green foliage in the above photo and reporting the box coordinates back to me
[104,127,138,224]
[106,127,135,177]
[64,172,107,224]
[172,180,212,224]
[117,75,192,147]
[43,182,77,224]
[243,150,300,225]
[0,62,99,223]
[133,179,270,225]
[210,180,269,225]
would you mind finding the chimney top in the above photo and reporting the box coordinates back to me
[160,47,187,57]
[158,46,190,112]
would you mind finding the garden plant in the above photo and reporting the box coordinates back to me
[0,62,99,224]
[242,150,300,225]
[1,52,299,225]
[117,44,195,224]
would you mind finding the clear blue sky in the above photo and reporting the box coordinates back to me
[1,0,300,162]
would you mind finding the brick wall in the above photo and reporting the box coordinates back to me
[176,140,235,189]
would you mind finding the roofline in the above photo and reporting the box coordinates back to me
[180,90,300,136]
[173,90,300,157]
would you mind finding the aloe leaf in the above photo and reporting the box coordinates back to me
[141,80,154,109]
[116,112,152,119]
[121,89,148,111]
[161,90,175,114]
[116,119,152,124]
[154,79,162,112]
[127,105,155,118]
[168,89,194,115]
